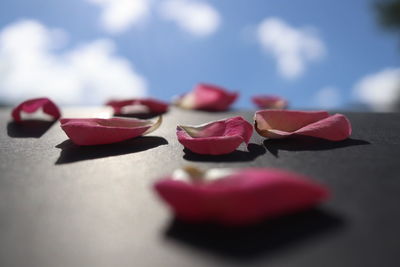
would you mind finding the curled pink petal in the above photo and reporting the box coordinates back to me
[11,97,61,122]
[154,167,329,226]
[252,95,288,109]
[60,116,162,145]
[106,98,169,115]
[254,110,352,141]
[177,116,253,155]
[176,83,238,111]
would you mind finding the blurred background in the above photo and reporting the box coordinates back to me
[0,0,398,111]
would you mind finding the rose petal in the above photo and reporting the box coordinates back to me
[252,95,288,109]
[106,98,169,115]
[60,116,162,145]
[11,97,61,122]
[176,83,238,111]
[177,116,253,155]
[154,167,329,225]
[254,110,352,141]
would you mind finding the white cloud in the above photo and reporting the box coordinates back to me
[257,17,325,79]
[353,68,400,112]
[87,0,150,34]
[0,20,147,105]
[159,0,220,37]
[86,0,221,36]
[314,86,341,109]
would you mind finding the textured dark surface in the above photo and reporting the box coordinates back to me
[1,107,400,267]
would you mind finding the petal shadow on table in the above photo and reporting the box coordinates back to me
[165,208,344,261]
[263,138,370,158]
[116,111,167,120]
[55,136,168,164]
[7,120,55,138]
[182,143,266,162]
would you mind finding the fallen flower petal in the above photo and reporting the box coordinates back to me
[254,110,351,141]
[175,83,238,111]
[12,97,61,122]
[60,116,162,145]
[177,116,253,155]
[106,98,169,116]
[154,167,329,225]
[252,95,288,109]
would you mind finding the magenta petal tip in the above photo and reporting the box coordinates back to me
[154,167,329,226]
[60,116,162,146]
[176,83,238,111]
[252,95,288,109]
[11,97,61,122]
[176,116,253,155]
[106,98,169,116]
[254,110,352,141]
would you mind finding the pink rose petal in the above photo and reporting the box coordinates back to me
[176,83,238,111]
[177,116,253,155]
[106,98,169,115]
[12,97,61,122]
[60,116,162,145]
[252,95,288,109]
[154,167,329,226]
[254,110,352,141]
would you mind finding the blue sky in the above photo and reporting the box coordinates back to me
[0,0,398,110]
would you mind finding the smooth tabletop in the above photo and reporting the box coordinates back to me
[0,107,400,267]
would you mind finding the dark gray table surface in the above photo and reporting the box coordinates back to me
[1,107,399,267]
